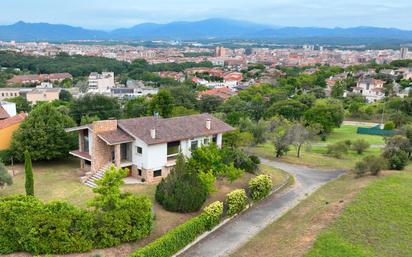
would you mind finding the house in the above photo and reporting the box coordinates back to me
[0,112,27,150]
[0,101,17,119]
[198,87,237,101]
[353,79,385,103]
[25,88,61,104]
[66,113,234,184]
[87,72,115,94]
[7,73,72,85]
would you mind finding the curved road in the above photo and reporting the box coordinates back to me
[178,158,345,257]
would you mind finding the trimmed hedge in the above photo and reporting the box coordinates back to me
[249,175,273,201]
[130,201,224,257]
[226,189,248,216]
[0,194,153,255]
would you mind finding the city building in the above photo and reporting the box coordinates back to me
[353,79,385,102]
[7,73,72,85]
[400,47,409,60]
[87,72,115,94]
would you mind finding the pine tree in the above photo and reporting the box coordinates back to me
[24,150,34,196]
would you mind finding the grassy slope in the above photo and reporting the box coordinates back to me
[306,172,412,257]
[320,125,386,145]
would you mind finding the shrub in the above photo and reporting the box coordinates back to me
[249,155,261,165]
[156,155,208,213]
[384,121,395,130]
[351,139,370,155]
[0,166,153,255]
[131,206,221,257]
[0,161,12,187]
[248,175,273,201]
[354,155,386,177]
[0,149,12,165]
[222,148,258,173]
[383,149,409,170]
[24,150,34,196]
[326,141,349,158]
[198,170,216,193]
[226,189,248,216]
[203,201,224,229]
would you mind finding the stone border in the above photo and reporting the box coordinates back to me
[173,173,292,257]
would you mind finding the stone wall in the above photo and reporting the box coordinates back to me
[90,120,117,173]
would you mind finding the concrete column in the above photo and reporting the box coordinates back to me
[114,144,121,167]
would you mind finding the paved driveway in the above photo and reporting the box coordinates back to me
[179,158,345,257]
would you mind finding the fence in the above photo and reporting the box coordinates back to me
[357,125,395,136]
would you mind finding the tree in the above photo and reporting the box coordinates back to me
[90,165,128,211]
[382,135,411,170]
[251,119,268,146]
[155,154,208,213]
[266,99,307,120]
[70,94,121,124]
[59,90,73,102]
[289,123,311,158]
[124,97,150,118]
[0,161,12,187]
[4,96,31,113]
[24,150,34,196]
[198,95,223,113]
[80,114,100,125]
[171,106,198,117]
[149,89,174,118]
[351,139,370,154]
[269,117,293,158]
[11,103,77,161]
[331,80,346,99]
[304,99,344,135]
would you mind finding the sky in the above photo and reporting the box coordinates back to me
[1,0,412,30]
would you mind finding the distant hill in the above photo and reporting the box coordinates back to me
[1,19,412,44]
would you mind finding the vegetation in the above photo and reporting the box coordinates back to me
[0,165,153,255]
[130,201,223,257]
[10,103,77,161]
[306,173,412,257]
[155,155,208,213]
[354,155,386,177]
[0,161,12,188]
[248,175,273,201]
[24,150,34,196]
[226,189,248,216]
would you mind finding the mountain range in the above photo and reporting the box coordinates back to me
[1,18,412,44]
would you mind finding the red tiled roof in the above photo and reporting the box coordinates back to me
[7,73,72,84]
[118,113,234,145]
[198,87,237,100]
[0,106,10,120]
[0,113,26,130]
[98,129,134,145]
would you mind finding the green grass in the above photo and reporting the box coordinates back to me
[321,125,386,145]
[306,172,412,257]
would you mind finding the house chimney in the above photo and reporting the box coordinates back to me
[150,128,156,139]
[206,119,211,130]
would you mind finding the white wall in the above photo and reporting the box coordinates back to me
[0,102,16,116]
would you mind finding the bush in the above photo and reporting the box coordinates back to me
[248,175,273,201]
[131,204,222,257]
[156,155,208,213]
[222,148,258,173]
[0,161,12,187]
[0,166,153,255]
[203,201,224,229]
[326,141,349,158]
[383,149,409,170]
[351,139,370,155]
[249,155,261,165]
[384,121,395,130]
[0,149,12,165]
[226,189,248,216]
[354,155,386,177]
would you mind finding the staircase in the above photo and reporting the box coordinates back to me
[84,164,110,188]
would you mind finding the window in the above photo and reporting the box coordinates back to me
[154,169,162,177]
[136,146,143,155]
[138,169,142,176]
[191,140,198,151]
[167,141,180,155]
[204,138,209,145]
[212,135,218,143]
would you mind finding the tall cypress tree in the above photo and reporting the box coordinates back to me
[24,150,34,196]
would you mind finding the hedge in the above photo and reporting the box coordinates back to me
[0,194,153,255]
[130,201,224,257]
[249,175,273,201]
[226,189,248,216]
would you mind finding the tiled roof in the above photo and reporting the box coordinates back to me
[0,106,10,120]
[198,87,237,100]
[69,150,91,161]
[98,129,134,145]
[0,113,26,130]
[118,113,234,145]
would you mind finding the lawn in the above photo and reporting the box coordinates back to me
[231,172,380,257]
[319,125,386,145]
[1,159,287,257]
[306,172,412,257]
